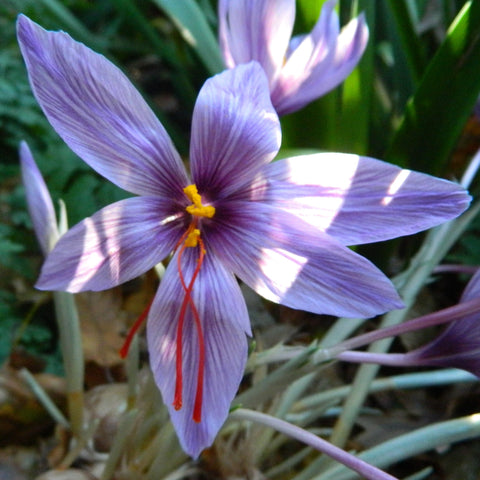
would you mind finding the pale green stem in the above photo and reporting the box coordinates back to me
[318,414,480,480]
[58,418,98,469]
[50,201,85,438]
[53,290,84,439]
[235,345,318,407]
[265,446,313,478]
[291,369,476,414]
[460,146,480,189]
[100,410,137,480]
[19,368,69,429]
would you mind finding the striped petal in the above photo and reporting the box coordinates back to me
[17,15,189,199]
[273,1,368,115]
[190,62,281,198]
[206,201,403,318]
[218,0,295,82]
[147,248,249,457]
[36,197,184,292]
[263,153,470,245]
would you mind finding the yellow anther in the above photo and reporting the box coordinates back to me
[184,228,201,248]
[184,184,215,218]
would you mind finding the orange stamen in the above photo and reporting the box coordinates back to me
[119,299,153,359]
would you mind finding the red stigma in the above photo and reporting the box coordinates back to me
[174,224,207,423]
[119,299,152,359]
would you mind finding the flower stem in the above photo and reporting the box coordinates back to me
[53,290,84,438]
[230,408,398,480]
[323,296,480,359]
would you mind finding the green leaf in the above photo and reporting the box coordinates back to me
[386,2,480,174]
[335,0,376,155]
[385,0,427,85]
[151,0,225,75]
[36,0,108,53]
[282,0,375,154]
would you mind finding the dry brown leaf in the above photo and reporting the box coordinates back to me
[75,289,130,369]
[0,366,65,445]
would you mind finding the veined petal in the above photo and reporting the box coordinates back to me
[19,141,58,255]
[36,197,184,292]
[190,62,281,198]
[147,249,249,458]
[262,153,470,245]
[273,1,368,115]
[207,202,403,318]
[17,15,189,198]
[218,0,295,82]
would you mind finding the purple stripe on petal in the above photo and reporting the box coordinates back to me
[263,153,470,245]
[190,62,281,198]
[17,15,189,199]
[36,197,184,292]
[218,0,295,82]
[274,4,368,115]
[206,201,403,318]
[19,141,58,255]
[147,249,249,458]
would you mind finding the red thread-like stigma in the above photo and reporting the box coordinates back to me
[174,224,206,423]
[119,299,153,359]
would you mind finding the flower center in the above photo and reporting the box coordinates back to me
[173,185,215,423]
[184,184,215,219]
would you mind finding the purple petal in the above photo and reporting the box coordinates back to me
[407,271,480,376]
[17,15,189,198]
[190,62,281,198]
[206,201,403,318]
[272,1,369,115]
[262,153,470,245]
[147,249,249,457]
[218,0,295,82]
[19,142,58,255]
[36,197,184,292]
[461,269,480,302]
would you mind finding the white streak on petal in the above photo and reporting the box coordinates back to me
[256,247,307,302]
[381,169,411,206]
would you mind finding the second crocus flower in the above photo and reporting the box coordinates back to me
[218,0,368,115]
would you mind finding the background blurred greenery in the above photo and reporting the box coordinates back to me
[1,0,479,370]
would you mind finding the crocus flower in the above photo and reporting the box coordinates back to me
[402,270,480,376]
[218,0,368,115]
[19,141,59,255]
[17,15,470,457]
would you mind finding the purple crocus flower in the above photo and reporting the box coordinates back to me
[19,141,59,254]
[17,15,470,457]
[218,0,369,115]
[403,270,480,376]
